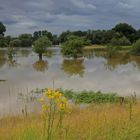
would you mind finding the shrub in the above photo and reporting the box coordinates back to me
[61,36,85,58]
[10,39,21,47]
[131,39,140,55]
[110,36,131,46]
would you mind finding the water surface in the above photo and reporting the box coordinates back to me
[0,48,140,115]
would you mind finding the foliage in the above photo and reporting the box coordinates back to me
[19,34,33,47]
[61,36,85,58]
[112,23,136,43]
[33,30,53,41]
[131,39,140,55]
[10,39,21,47]
[60,90,119,104]
[0,22,6,36]
[33,36,51,57]
[110,36,131,46]
[0,35,7,47]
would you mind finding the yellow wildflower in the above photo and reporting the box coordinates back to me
[54,91,62,98]
[42,105,48,111]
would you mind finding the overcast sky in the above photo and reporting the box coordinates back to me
[0,0,140,36]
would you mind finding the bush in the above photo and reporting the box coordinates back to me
[110,36,131,46]
[61,36,85,58]
[10,39,21,47]
[131,39,140,55]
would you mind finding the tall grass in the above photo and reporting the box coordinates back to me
[0,101,140,140]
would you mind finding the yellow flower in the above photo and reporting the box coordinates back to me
[54,91,62,98]
[58,102,67,110]
[42,105,48,111]
[47,94,54,99]
[44,88,55,99]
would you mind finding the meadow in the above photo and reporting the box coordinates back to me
[0,89,140,140]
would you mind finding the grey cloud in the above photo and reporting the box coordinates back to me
[0,0,140,36]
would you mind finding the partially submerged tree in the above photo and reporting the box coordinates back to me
[61,36,85,58]
[33,36,51,60]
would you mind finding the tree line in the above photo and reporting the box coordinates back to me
[1,21,140,58]
[1,21,140,48]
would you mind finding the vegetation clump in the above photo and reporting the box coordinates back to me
[131,39,140,55]
[61,36,85,58]
[33,36,51,60]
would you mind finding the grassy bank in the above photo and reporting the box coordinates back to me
[0,102,140,140]
[84,45,132,51]
[0,89,139,140]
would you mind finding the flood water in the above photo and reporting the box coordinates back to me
[0,48,140,115]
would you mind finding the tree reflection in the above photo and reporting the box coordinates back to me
[61,59,85,77]
[131,56,140,70]
[104,53,131,71]
[33,60,48,72]
[0,50,7,68]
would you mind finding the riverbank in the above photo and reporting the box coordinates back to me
[0,89,139,140]
[0,101,140,140]
[84,45,132,50]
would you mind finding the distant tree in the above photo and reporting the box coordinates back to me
[10,39,21,47]
[92,30,106,44]
[0,22,6,36]
[0,35,7,47]
[131,39,140,55]
[33,36,51,60]
[59,30,71,43]
[5,36,11,46]
[33,30,53,42]
[72,30,87,37]
[19,34,33,47]
[52,35,59,45]
[112,23,136,42]
[61,36,85,58]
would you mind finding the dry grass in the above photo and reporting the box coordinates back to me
[84,45,106,50]
[0,102,140,140]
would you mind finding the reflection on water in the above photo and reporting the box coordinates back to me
[33,60,48,72]
[0,48,140,115]
[61,59,85,77]
[0,50,7,68]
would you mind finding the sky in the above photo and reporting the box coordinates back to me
[0,0,140,36]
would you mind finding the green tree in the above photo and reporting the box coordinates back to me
[61,36,84,58]
[131,39,140,55]
[112,23,136,43]
[92,30,106,44]
[59,30,71,43]
[0,22,6,36]
[33,36,51,60]
[0,35,7,47]
[19,34,33,47]
[10,39,21,47]
[110,36,131,46]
